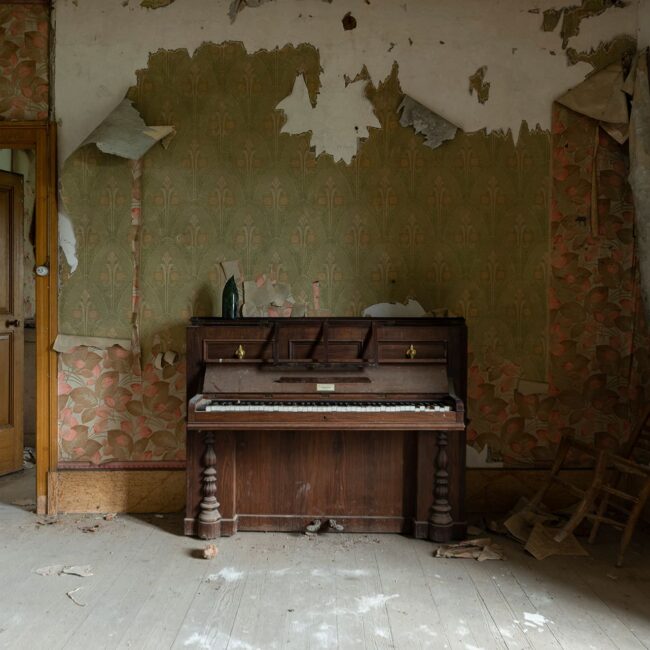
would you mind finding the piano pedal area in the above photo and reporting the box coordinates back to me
[305,518,346,535]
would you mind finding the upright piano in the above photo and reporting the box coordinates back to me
[185,317,467,542]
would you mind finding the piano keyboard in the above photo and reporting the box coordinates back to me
[198,400,452,413]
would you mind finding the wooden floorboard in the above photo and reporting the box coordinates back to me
[2,468,650,649]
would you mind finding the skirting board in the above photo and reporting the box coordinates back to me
[48,467,597,517]
[48,469,185,514]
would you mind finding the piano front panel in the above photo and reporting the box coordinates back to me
[236,430,410,519]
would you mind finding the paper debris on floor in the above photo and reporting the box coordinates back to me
[524,523,589,560]
[501,498,587,559]
[435,537,505,561]
[80,524,100,533]
[36,565,93,577]
[503,508,558,544]
[66,587,86,607]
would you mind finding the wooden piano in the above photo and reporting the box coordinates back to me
[185,317,467,542]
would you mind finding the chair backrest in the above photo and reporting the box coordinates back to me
[622,404,650,466]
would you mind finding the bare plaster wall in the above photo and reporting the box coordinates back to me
[53,0,639,162]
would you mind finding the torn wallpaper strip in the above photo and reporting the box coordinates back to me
[629,49,650,320]
[398,95,458,150]
[555,62,629,144]
[80,98,174,160]
[60,98,174,365]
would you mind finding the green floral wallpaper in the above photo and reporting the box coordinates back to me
[59,42,554,465]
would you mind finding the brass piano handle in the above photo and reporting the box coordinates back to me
[235,344,246,360]
[406,344,417,359]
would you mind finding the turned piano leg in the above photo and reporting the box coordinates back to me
[429,430,453,542]
[197,430,222,539]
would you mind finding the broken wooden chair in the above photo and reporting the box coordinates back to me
[525,405,650,567]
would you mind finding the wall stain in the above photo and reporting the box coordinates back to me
[141,0,177,8]
[342,11,357,30]
[542,8,563,32]
[468,66,490,104]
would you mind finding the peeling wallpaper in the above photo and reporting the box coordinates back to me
[53,0,640,161]
[0,3,49,120]
[50,5,649,470]
[59,42,553,465]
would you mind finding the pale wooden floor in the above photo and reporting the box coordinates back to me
[1,469,650,650]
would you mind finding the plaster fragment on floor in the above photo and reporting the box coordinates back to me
[205,567,244,582]
[66,587,86,607]
[356,593,399,614]
[523,612,552,628]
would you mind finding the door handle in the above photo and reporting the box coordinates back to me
[5,319,20,327]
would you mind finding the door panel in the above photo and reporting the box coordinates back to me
[0,170,23,476]
[0,191,10,312]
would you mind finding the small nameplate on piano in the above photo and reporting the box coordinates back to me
[317,383,335,392]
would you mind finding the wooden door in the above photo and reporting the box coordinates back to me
[0,170,24,476]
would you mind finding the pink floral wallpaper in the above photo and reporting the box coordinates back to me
[467,104,650,466]
[0,3,49,120]
[58,342,186,464]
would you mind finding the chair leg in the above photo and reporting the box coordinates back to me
[527,436,573,513]
[554,451,608,543]
[588,493,609,544]
[616,480,650,568]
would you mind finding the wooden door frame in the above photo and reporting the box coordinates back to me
[0,122,58,514]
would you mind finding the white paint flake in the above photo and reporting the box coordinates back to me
[205,567,244,583]
[417,624,438,638]
[524,612,552,629]
[356,593,399,614]
[182,631,258,649]
[276,73,380,164]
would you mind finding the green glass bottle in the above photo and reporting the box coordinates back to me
[221,275,239,319]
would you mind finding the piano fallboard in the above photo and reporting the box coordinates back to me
[184,316,468,542]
